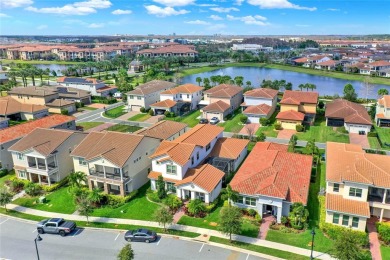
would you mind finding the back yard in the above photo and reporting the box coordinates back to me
[218,110,245,133]
[165,110,201,127]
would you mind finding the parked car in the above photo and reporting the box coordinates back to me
[124,229,157,243]
[199,118,208,124]
[113,92,122,98]
[209,117,220,125]
[37,218,76,237]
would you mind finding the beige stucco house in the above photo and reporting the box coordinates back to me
[376,95,390,127]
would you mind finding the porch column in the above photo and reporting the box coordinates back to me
[88,179,93,190]
[191,191,196,200]
[28,172,32,181]
[38,174,42,185]
[383,189,387,204]
[120,184,125,197]
[257,203,263,216]
[276,207,282,223]
[205,194,210,204]
[103,183,108,193]
[45,159,48,171]
[35,157,38,169]
[380,208,384,222]
[48,177,51,186]
[176,188,181,199]
[103,166,106,178]
[120,168,123,182]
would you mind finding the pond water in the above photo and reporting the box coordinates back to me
[181,66,390,98]
[34,64,96,76]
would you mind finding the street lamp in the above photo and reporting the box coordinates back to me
[310,228,316,260]
[34,234,43,260]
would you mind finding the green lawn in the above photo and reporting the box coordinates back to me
[0,170,15,188]
[375,126,390,150]
[104,105,126,119]
[210,236,310,260]
[9,120,27,126]
[177,202,260,238]
[128,113,151,122]
[165,110,201,127]
[381,246,390,259]
[368,136,382,149]
[218,111,244,133]
[13,186,76,214]
[76,122,104,130]
[91,184,161,221]
[106,124,142,133]
[256,111,278,137]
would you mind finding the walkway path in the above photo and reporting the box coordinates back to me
[277,129,297,139]
[258,215,275,240]
[239,123,260,135]
[117,111,139,121]
[349,133,370,149]
[173,205,186,224]
[367,218,382,260]
[5,203,332,260]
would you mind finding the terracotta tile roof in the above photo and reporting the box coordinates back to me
[280,90,319,105]
[201,100,230,113]
[150,99,177,108]
[134,120,187,140]
[0,114,75,144]
[175,164,225,193]
[160,84,203,95]
[0,97,48,115]
[96,85,117,93]
[230,142,312,204]
[147,171,177,183]
[243,104,272,116]
[174,124,224,147]
[276,110,305,121]
[46,99,75,108]
[208,137,249,159]
[8,86,58,97]
[9,128,84,156]
[294,57,308,63]
[378,95,390,108]
[316,60,338,66]
[127,80,176,96]
[149,140,196,166]
[308,55,328,61]
[71,131,147,167]
[244,88,278,99]
[325,99,372,125]
[376,113,386,119]
[369,60,390,67]
[326,193,370,217]
[137,45,197,55]
[326,142,390,188]
[204,84,243,98]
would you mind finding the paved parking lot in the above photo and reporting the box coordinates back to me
[0,216,267,260]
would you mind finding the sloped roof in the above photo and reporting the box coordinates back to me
[243,104,272,116]
[325,99,372,125]
[201,100,230,113]
[230,142,312,204]
[174,124,224,147]
[127,80,176,96]
[244,88,278,99]
[326,142,390,188]
[8,86,58,97]
[377,95,390,108]
[160,84,203,95]
[208,137,249,160]
[326,194,370,217]
[150,99,177,108]
[46,99,75,108]
[280,90,319,105]
[57,77,102,84]
[0,96,48,115]
[149,140,196,166]
[204,84,243,98]
[134,120,187,140]
[276,110,305,121]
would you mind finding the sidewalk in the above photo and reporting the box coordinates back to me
[6,203,332,260]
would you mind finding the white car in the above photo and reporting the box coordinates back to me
[209,117,220,125]
[113,92,122,98]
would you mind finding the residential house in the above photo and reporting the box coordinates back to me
[230,142,312,223]
[325,99,372,134]
[294,55,331,67]
[0,96,49,121]
[0,114,76,171]
[57,77,117,97]
[325,142,390,231]
[56,86,92,105]
[0,65,8,83]
[314,60,341,70]
[159,83,204,112]
[134,120,188,141]
[368,60,390,75]
[376,95,390,127]
[127,80,176,111]
[71,131,161,196]
[242,88,278,123]
[150,100,177,115]
[9,128,86,185]
[200,100,231,122]
[128,60,144,73]
[148,124,229,203]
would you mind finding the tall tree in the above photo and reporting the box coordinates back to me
[77,197,93,224]
[157,175,167,199]
[68,171,87,190]
[234,76,244,87]
[195,77,202,86]
[288,134,298,152]
[289,202,309,230]
[117,244,134,260]
[219,206,242,242]
[343,83,358,101]
[154,206,173,232]
[378,88,389,97]
[0,189,13,212]
[332,228,364,260]
[221,185,239,206]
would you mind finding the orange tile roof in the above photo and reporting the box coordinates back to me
[134,120,187,140]
[243,104,272,116]
[0,96,48,115]
[201,100,230,113]
[150,99,177,108]
[208,137,249,159]
[378,95,390,108]
[369,60,390,67]
[326,142,390,188]
[204,84,243,98]
[276,110,305,121]
[244,88,278,99]
[96,85,117,93]
[280,90,319,105]
[316,60,338,66]
[294,57,309,63]
[160,84,203,95]
[174,124,224,147]
[230,142,312,204]
[127,80,176,96]
[0,114,75,144]
[326,193,370,217]
[175,164,225,193]
[149,140,196,166]
[325,99,372,125]
[147,171,177,183]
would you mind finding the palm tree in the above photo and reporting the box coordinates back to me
[210,75,218,86]
[246,81,252,88]
[36,68,45,85]
[88,188,103,205]
[196,77,202,86]
[298,84,304,91]
[378,88,389,97]
[234,76,244,87]
[221,185,239,206]
[68,171,87,190]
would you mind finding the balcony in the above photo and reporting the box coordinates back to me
[89,169,130,183]
[368,187,390,205]
[27,156,58,174]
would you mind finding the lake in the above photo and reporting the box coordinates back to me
[180,66,390,98]
[34,64,96,76]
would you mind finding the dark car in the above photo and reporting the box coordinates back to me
[124,229,157,243]
[199,118,208,124]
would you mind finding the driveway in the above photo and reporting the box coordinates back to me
[277,129,296,139]
[239,123,260,136]
[349,133,370,149]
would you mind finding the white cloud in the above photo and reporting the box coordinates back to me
[145,5,189,17]
[1,0,33,8]
[210,7,239,13]
[25,0,112,15]
[198,4,218,7]
[235,0,244,5]
[112,9,132,15]
[0,13,11,18]
[209,14,223,20]
[88,23,104,28]
[326,8,340,11]
[153,0,194,7]
[185,20,210,25]
[248,0,316,11]
[36,24,48,30]
[227,14,269,26]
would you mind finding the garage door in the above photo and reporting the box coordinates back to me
[281,121,297,130]
[131,105,141,112]
[248,116,260,124]
[204,112,222,121]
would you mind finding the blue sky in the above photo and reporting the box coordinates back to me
[1,0,389,35]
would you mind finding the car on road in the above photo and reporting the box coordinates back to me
[37,218,76,237]
[209,117,220,125]
[124,229,157,243]
[199,118,208,124]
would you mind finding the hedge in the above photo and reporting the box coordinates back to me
[104,189,138,208]
[376,222,390,245]
[0,168,9,178]
[41,177,69,192]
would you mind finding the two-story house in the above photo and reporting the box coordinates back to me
[325,142,390,231]
[230,142,312,223]
[241,88,278,123]
[148,124,227,203]
[134,120,188,141]
[276,90,319,129]
[376,95,390,127]
[201,84,243,122]
[325,99,372,134]
[127,80,176,111]
[0,114,76,171]
[71,132,161,196]
[57,77,117,97]
[0,96,49,121]
[9,128,86,185]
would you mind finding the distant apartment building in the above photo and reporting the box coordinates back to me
[136,45,198,58]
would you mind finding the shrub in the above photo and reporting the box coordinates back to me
[147,190,162,203]
[257,132,266,142]
[247,208,257,217]
[255,213,262,224]
[259,117,269,126]
[25,182,43,196]
[140,107,146,113]
[41,177,69,192]
[296,124,304,132]
[11,178,28,193]
[170,112,175,117]
[105,194,125,208]
[240,115,248,124]
[149,109,155,116]
[0,169,9,178]
[318,101,325,109]
[205,197,220,213]
[187,199,206,217]
[274,122,282,130]
[281,216,289,225]
[164,110,170,117]
[61,109,69,115]
[376,222,390,245]
[163,194,182,212]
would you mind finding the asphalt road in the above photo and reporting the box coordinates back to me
[75,102,124,123]
[0,216,267,260]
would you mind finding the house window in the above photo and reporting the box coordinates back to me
[206,143,211,151]
[129,95,134,99]
[78,158,87,166]
[191,156,194,165]
[166,182,176,192]
[196,152,199,160]
[187,94,189,98]
[137,96,141,100]
[333,183,340,192]
[238,196,244,204]
[18,170,27,179]
[332,213,340,224]
[180,94,182,98]
[352,217,359,228]
[17,153,23,160]
[166,164,177,175]
[245,197,256,206]
[342,215,349,226]
[349,188,362,198]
